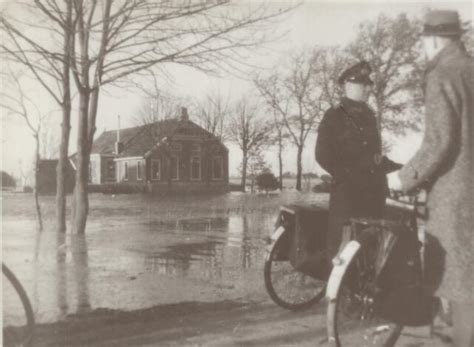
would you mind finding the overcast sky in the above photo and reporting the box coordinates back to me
[1,0,472,179]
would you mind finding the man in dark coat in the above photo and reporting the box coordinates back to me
[394,10,473,347]
[315,62,400,259]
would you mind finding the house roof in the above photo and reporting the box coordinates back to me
[90,118,227,158]
[91,125,145,155]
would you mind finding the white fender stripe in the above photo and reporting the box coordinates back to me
[264,226,286,261]
[271,226,286,242]
[326,241,361,300]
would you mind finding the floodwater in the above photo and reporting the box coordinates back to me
[2,191,326,327]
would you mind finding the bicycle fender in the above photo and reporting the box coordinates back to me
[265,226,286,261]
[326,240,361,300]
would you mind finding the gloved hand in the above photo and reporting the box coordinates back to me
[388,170,403,191]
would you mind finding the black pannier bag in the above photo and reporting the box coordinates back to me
[279,204,329,280]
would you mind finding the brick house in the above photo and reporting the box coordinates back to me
[83,108,229,193]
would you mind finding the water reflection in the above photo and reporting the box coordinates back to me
[144,212,274,280]
[56,232,68,317]
[4,209,277,324]
[70,234,91,314]
[147,217,229,233]
[53,232,91,318]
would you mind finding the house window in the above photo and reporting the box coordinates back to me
[190,143,201,153]
[151,159,161,180]
[170,143,182,151]
[137,161,143,180]
[106,159,115,181]
[170,156,179,180]
[212,156,224,180]
[89,160,97,183]
[190,156,201,181]
[116,162,120,181]
[124,162,128,181]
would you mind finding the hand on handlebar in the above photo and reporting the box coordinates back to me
[389,185,426,205]
[388,170,403,191]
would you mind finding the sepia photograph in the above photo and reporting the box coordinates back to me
[1,0,473,346]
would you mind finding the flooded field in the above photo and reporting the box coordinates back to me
[2,191,328,326]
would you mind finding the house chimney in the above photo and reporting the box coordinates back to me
[180,107,189,122]
[115,114,123,154]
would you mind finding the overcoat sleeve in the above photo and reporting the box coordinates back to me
[399,71,460,192]
[315,109,343,179]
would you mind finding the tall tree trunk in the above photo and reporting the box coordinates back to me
[33,135,43,231]
[241,151,248,192]
[56,110,71,233]
[56,0,72,234]
[71,0,110,235]
[375,97,384,151]
[296,146,303,191]
[72,92,90,234]
[278,136,283,190]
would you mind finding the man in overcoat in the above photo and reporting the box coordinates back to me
[315,62,400,259]
[395,10,473,347]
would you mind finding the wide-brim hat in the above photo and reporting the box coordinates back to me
[422,10,465,37]
[338,61,373,86]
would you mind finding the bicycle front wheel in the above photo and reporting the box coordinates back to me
[264,227,326,310]
[326,241,402,347]
[3,264,35,347]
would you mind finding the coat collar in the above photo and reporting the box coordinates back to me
[425,40,466,73]
[341,97,366,111]
[340,97,373,115]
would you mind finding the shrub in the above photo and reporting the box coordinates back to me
[256,172,279,192]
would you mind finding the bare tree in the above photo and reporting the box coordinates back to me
[40,115,61,159]
[1,72,45,231]
[1,0,74,233]
[246,148,269,193]
[3,0,296,234]
[135,93,184,126]
[195,89,230,139]
[262,107,288,190]
[255,49,325,190]
[318,46,351,107]
[227,98,269,191]
[70,0,296,233]
[348,13,423,136]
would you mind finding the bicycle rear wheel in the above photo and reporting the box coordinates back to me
[264,228,326,310]
[3,263,35,347]
[326,241,402,347]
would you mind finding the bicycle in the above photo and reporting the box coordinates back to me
[325,191,435,347]
[2,263,35,347]
[263,204,328,310]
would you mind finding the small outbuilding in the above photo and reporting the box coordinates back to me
[37,159,75,195]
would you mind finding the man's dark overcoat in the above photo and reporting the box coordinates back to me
[399,41,473,303]
[316,97,397,258]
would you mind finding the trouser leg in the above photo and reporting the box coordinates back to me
[451,300,474,347]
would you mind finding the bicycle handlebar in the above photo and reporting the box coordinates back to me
[385,189,428,226]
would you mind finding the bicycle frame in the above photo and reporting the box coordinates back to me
[326,192,427,346]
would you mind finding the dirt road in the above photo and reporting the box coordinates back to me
[32,299,326,346]
[31,298,451,346]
